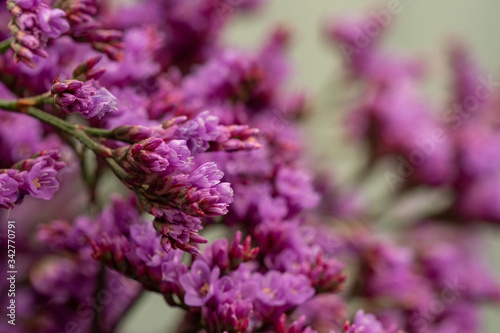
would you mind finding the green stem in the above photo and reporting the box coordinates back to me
[0,92,116,140]
[105,157,131,182]
[30,92,53,106]
[0,38,13,54]
[0,98,17,110]
[1,93,118,141]
[28,107,113,157]
[81,126,115,139]
[0,99,113,157]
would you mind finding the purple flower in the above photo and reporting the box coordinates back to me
[19,161,59,200]
[16,12,38,30]
[200,238,230,271]
[188,161,225,188]
[144,162,233,218]
[98,27,162,86]
[455,126,500,179]
[30,256,88,302]
[449,42,491,119]
[90,87,119,119]
[276,314,319,333]
[102,87,151,129]
[161,252,188,286]
[180,259,220,306]
[455,175,500,223]
[60,0,124,60]
[60,0,99,34]
[175,111,221,155]
[349,82,454,186]
[0,150,66,207]
[117,138,190,176]
[194,183,234,216]
[276,167,320,210]
[12,149,66,172]
[333,310,387,333]
[153,215,207,255]
[359,240,433,308]
[329,310,402,333]
[213,276,240,304]
[0,173,19,208]
[294,294,347,331]
[7,1,70,67]
[257,27,291,91]
[37,7,69,38]
[351,310,384,333]
[282,273,315,305]
[52,79,117,119]
[255,270,287,306]
[409,223,500,301]
[109,111,260,154]
[15,0,40,10]
[184,181,234,216]
[130,223,163,267]
[217,299,254,333]
[229,231,259,268]
[182,49,256,102]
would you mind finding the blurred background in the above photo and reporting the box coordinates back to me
[123,0,500,331]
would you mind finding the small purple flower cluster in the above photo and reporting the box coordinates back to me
[6,0,69,67]
[52,77,117,119]
[43,196,322,332]
[59,0,124,60]
[109,132,237,254]
[0,149,65,208]
[1,2,500,333]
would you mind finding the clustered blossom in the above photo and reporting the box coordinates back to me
[0,149,65,208]
[7,0,69,67]
[101,110,260,254]
[0,172,18,207]
[37,196,319,332]
[51,77,117,119]
[114,137,190,176]
[59,0,124,60]
[110,134,234,254]
[109,111,262,154]
[145,162,234,254]
[1,1,500,333]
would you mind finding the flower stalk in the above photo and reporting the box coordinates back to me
[0,97,113,157]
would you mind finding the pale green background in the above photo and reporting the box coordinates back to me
[123,0,500,331]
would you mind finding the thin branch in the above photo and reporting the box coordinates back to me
[0,38,13,54]
[0,98,114,157]
[82,126,115,139]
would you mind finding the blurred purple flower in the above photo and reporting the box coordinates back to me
[180,259,220,306]
[52,79,117,119]
[37,7,69,38]
[0,172,19,208]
